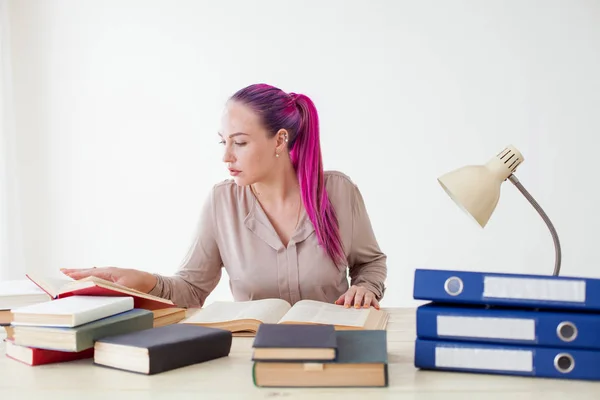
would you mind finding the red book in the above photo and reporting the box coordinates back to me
[5,339,94,366]
[25,273,175,311]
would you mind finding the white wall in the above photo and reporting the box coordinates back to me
[4,0,600,306]
[0,0,24,280]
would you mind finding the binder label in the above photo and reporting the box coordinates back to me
[435,346,533,372]
[483,277,586,303]
[437,315,535,340]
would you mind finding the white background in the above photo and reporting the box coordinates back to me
[1,0,599,307]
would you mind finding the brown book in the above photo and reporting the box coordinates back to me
[181,299,388,336]
[152,307,186,327]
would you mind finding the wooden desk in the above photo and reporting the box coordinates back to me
[0,308,599,399]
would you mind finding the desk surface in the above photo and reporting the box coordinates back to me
[1,307,599,399]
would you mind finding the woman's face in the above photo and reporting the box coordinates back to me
[219,101,279,186]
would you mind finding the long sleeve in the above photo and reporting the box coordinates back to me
[148,187,222,308]
[346,184,387,300]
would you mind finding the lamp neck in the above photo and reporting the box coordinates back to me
[485,145,524,181]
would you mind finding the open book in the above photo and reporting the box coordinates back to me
[25,273,174,310]
[181,299,389,336]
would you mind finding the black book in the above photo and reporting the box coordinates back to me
[252,323,337,361]
[93,324,232,374]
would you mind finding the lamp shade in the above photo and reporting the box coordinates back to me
[438,145,524,227]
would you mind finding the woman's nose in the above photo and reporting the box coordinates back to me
[222,148,234,163]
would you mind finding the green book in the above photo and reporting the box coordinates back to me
[12,309,154,352]
[252,329,388,387]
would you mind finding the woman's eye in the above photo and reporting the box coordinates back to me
[218,140,226,145]
[235,142,247,146]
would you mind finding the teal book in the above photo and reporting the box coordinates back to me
[12,309,154,352]
[252,330,388,387]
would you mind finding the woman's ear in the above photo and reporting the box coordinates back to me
[274,129,289,155]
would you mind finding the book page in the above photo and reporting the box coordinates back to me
[184,299,292,324]
[26,273,76,298]
[278,300,370,327]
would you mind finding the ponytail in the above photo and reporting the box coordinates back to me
[290,94,346,267]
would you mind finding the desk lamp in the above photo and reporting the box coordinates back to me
[437,145,561,276]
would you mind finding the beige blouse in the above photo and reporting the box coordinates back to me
[148,171,387,308]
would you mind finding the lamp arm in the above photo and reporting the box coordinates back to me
[508,174,562,276]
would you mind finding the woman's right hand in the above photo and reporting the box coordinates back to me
[60,267,158,294]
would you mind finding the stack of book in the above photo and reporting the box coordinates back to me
[412,268,600,381]
[1,273,231,372]
[250,323,388,387]
[1,273,186,345]
[6,295,154,366]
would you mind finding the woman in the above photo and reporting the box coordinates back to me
[61,83,387,309]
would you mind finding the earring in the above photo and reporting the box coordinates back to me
[276,153,280,158]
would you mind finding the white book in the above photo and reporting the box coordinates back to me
[10,295,134,327]
[0,279,52,310]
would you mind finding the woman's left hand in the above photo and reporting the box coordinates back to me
[334,285,380,309]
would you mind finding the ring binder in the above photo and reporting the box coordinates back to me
[444,277,463,296]
[554,353,574,374]
[557,321,577,342]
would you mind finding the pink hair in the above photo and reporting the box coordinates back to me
[230,84,346,266]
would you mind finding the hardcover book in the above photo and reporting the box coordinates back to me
[94,324,233,374]
[5,339,94,366]
[252,324,337,361]
[25,273,175,310]
[11,295,134,327]
[182,298,388,336]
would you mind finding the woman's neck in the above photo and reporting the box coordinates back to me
[251,162,300,205]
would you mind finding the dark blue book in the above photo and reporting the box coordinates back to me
[252,323,337,361]
[253,330,388,387]
[94,324,232,374]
